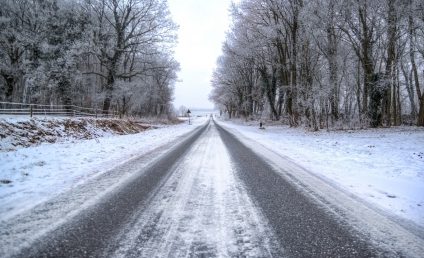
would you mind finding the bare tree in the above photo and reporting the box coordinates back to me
[86,0,177,114]
[0,0,179,118]
[211,0,424,128]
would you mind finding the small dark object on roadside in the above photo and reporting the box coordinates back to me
[0,179,12,184]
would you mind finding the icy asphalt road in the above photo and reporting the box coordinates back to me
[4,119,423,257]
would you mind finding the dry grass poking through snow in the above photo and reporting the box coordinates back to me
[0,117,162,151]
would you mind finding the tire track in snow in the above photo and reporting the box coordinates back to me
[106,122,282,257]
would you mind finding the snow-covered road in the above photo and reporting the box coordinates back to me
[3,120,282,257]
[107,122,281,257]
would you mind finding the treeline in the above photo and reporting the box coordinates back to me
[210,0,424,129]
[0,0,179,117]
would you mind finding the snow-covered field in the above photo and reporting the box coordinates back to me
[0,116,208,220]
[218,119,424,227]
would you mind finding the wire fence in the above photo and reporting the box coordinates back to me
[0,101,118,118]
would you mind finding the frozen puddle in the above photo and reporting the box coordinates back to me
[107,123,281,257]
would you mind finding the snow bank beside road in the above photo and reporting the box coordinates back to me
[0,116,167,151]
[219,120,424,226]
[0,116,208,220]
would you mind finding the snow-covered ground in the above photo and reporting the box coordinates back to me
[218,119,424,227]
[1,113,423,232]
[0,116,208,220]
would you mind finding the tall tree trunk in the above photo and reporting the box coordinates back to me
[356,60,362,123]
[401,63,417,117]
[357,2,375,121]
[383,0,397,126]
[260,68,279,120]
[288,2,299,126]
[363,62,373,118]
[396,69,401,124]
[328,55,339,123]
[247,83,253,117]
[102,69,115,114]
[277,88,284,117]
[327,0,339,123]
[418,93,424,126]
[369,73,384,127]
[3,75,15,102]
[408,6,423,125]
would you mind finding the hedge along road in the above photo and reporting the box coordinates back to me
[7,118,414,257]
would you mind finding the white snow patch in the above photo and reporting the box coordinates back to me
[218,120,424,227]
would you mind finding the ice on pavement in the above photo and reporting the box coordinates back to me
[0,116,208,220]
[107,123,281,257]
[219,120,424,227]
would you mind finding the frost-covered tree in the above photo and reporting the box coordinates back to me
[84,0,177,114]
[211,0,424,128]
[0,0,179,118]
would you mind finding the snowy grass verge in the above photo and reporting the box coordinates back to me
[0,116,179,151]
[218,119,424,227]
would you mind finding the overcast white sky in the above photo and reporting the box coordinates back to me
[168,0,233,110]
